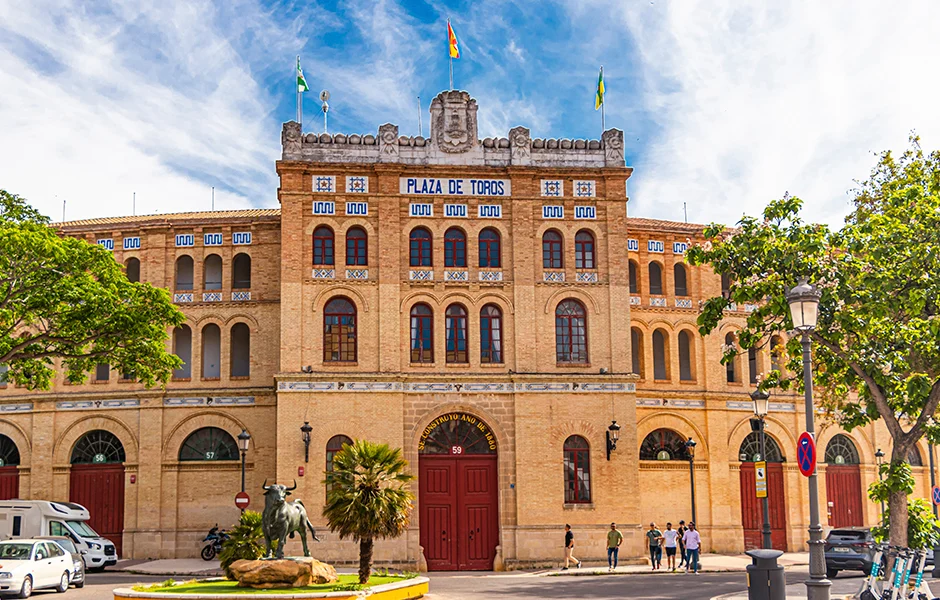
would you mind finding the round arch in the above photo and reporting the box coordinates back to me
[816,426,874,464]
[636,412,709,461]
[54,415,139,466]
[727,416,796,463]
[0,420,31,465]
[161,410,251,462]
[312,285,371,313]
[541,288,600,314]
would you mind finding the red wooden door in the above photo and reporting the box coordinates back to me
[826,465,863,528]
[0,466,19,500]
[70,463,125,556]
[419,459,458,570]
[740,463,788,551]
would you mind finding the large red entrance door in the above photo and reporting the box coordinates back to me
[70,463,125,556]
[419,456,498,571]
[826,465,863,528]
[740,462,787,550]
[0,467,19,500]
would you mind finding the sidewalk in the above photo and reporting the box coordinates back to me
[119,558,223,577]
[547,551,810,576]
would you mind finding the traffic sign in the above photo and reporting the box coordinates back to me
[797,432,816,477]
[235,491,250,510]
[932,486,940,506]
[755,461,767,499]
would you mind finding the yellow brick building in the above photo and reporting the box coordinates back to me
[0,91,930,569]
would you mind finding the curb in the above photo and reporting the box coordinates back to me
[121,569,224,578]
[710,593,854,600]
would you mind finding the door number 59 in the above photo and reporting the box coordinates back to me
[451,446,463,455]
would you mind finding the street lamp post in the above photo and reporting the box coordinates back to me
[237,429,251,496]
[786,277,829,600]
[751,388,772,550]
[875,448,885,525]
[685,438,697,524]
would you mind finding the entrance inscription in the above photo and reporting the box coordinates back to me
[419,413,497,453]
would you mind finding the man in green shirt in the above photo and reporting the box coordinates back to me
[646,522,663,570]
[606,522,623,571]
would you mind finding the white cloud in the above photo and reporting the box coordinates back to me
[507,39,525,63]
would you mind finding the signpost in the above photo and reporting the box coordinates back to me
[755,460,768,498]
[235,491,250,511]
[797,432,817,477]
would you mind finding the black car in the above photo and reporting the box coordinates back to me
[825,527,876,578]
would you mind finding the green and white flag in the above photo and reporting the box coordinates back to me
[297,57,309,93]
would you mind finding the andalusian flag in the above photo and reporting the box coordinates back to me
[297,57,309,93]
[447,20,460,59]
[595,66,605,110]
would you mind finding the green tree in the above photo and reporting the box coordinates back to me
[323,440,414,584]
[686,138,940,546]
[0,190,184,388]
[220,510,266,579]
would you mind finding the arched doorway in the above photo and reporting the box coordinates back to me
[0,435,21,499]
[69,430,126,557]
[825,434,863,527]
[418,413,498,571]
[738,432,787,550]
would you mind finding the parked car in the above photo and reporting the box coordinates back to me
[825,527,876,578]
[37,536,84,588]
[0,539,72,597]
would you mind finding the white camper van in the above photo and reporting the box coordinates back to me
[0,500,117,570]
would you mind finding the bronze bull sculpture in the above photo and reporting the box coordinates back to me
[261,479,320,559]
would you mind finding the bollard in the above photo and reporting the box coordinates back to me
[745,549,786,600]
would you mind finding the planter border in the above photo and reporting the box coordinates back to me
[113,576,429,600]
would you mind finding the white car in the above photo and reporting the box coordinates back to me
[0,539,72,597]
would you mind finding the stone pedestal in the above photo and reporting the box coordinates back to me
[229,557,338,589]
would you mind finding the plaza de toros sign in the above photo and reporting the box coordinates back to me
[400,177,511,196]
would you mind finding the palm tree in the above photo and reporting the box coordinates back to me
[323,439,415,584]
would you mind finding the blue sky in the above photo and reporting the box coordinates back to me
[2,1,940,227]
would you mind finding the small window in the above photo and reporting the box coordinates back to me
[313,226,335,266]
[173,325,192,379]
[175,256,194,290]
[410,228,433,267]
[674,263,689,296]
[678,330,694,381]
[480,304,503,363]
[71,430,126,464]
[574,230,595,269]
[640,429,690,461]
[542,230,563,269]
[324,298,357,362]
[631,328,643,376]
[479,228,501,268]
[12,516,20,537]
[444,228,467,268]
[204,254,222,290]
[230,323,251,377]
[649,263,663,295]
[555,299,587,363]
[652,329,668,380]
[179,427,239,461]
[326,435,353,494]
[125,258,140,283]
[725,333,737,383]
[825,434,860,465]
[564,435,591,503]
[232,254,251,289]
[410,304,434,363]
[95,363,109,382]
[748,347,758,384]
[445,304,468,363]
[346,228,368,266]
[739,432,785,463]
[721,273,732,299]
[629,261,639,294]
[201,324,221,379]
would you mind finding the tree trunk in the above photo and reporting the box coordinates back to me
[358,536,374,584]
[888,487,909,546]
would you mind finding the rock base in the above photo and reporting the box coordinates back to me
[229,557,338,589]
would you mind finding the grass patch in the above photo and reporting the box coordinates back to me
[136,574,410,594]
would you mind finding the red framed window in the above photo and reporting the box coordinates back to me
[542,230,563,269]
[410,303,434,362]
[345,227,367,266]
[445,304,468,363]
[555,299,587,363]
[313,226,334,265]
[323,297,356,362]
[564,435,591,503]
[410,228,432,267]
[480,304,503,363]
[479,228,501,268]
[574,230,595,269]
[444,228,467,267]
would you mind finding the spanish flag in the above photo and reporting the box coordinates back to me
[595,66,605,110]
[448,20,460,59]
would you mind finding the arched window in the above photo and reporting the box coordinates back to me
[313,226,334,265]
[204,254,222,290]
[542,230,563,269]
[324,298,357,362]
[480,304,503,363]
[175,256,194,290]
[444,228,467,268]
[649,262,663,295]
[230,323,251,377]
[721,273,732,299]
[574,230,595,269]
[652,329,669,380]
[71,430,125,464]
[410,228,433,267]
[555,300,588,363]
[631,328,644,376]
[172,325,192,379]
[640,429,690,461]
[678,330,694,381]
[345,227,368,266]
[739,432,785,463]
[629,260,640,294]
[564,435,591,504]
[770,335,783,372]
[725,333,737,383]
[674,263,689,296]
[125,258,140,283]
[201,324,221,379]
[326,435,353,493]
[748,347,758,384]
[908,447,923,466]
[479,228,501,268]
[445,304,468,363]
[179,427,239,461]
[232,253,251,289]
[825,435,860,465]
[410,304,434,363]
[0,435,21,467]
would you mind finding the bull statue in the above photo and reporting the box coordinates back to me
[261,479,320,559]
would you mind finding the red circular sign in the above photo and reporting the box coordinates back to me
[797,432,816,477]
[235,491,250,509]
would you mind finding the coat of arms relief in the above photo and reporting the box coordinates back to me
[430,90,478,154]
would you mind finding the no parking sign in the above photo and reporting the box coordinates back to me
[932,486,940,506]
[797,432,816,477]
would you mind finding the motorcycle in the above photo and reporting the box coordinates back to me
[201,524,229,561]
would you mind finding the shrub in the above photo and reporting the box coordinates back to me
[219,510,269,579]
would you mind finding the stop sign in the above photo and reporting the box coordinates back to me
[235,491,250,510]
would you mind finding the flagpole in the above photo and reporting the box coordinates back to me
[448,19,454,90]
[296,55,302,126]
[600,65,606,133]
[450,57,454,90]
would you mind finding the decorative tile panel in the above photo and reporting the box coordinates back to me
[647,240,665,253]
[573,180,596,197]
[444,270,468,282]
[346,175,368,193]
[202,292,222,302]
[57,399,140,411]
[727,401,795,413]
[727,302,738,311]
[744,303,759,312]
[312,200,335,215]
[233,232,252,245]
[542,205,564,219]
[204,233,223,246]
[312,269,335,279]
[345,202,368,216]
[574,206,596,220]
[345,269,369,280]
[165,396,255,406]
[675,298,693,308]
[123,237,141,250]
[277,380,635,394]
[627,239,639,252]
[479,270,503,282]
[541,180,563,197]
[97,239,114,251]
[650,297,667,307]
[543,271,566,282]
[673,242,688,254]
[477,204,502,219]
[232,291,251,301]
[409,270,434,281]
[444,204,468,218]
[175,234,195,247]
[409,203,434,218]
[576,272,598,283]
[637,398,705,409]
[173,293,193,303]
[0,403,32,413]
[630,296,641,306]
[314,175,335,193]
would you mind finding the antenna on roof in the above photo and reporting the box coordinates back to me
[133,191,136,216]
[211,186,215,211]
[417,95,422,137]
[319,90,330,134]
[683,202,687,223]
[61,197,65,222]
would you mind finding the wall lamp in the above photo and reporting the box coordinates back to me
[606,420,621,461]
[301,421,313,463]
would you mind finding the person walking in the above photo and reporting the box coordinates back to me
[676,520,688,568]
[646,522,663,570]
[606,522,623,572]
[662,522,680,571]
[682,521,702,574]
[562,524,582,570]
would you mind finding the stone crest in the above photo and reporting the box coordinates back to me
[509,126,531,165]
[430,91,478,154]
[602,128,625,165]
[281,122,302,160]
[378,123,399,161]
